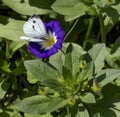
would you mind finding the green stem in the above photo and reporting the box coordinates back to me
[67,106,71,117]
[96,29,101,42]
[6,40,10,59]
[99,12,106,43]
[83,16,94,50]
[64,19,79,41]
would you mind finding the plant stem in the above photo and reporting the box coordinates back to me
[64,19,79,41]
[67,106,71,117]
[99,12,106,43]
[6,40,10,59]
[83,16,94,50]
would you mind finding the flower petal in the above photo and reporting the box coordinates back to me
[28,42,58,58]
[28,20,64,58]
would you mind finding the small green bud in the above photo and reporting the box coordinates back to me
[79,61,87,69]
[68,97,76,105]
[38,87,46,95]
[57,76,65,83]
[92,79,102,97]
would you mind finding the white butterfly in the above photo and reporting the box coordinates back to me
[20,15,48,42]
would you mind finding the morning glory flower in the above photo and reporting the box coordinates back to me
[20,14,64,58]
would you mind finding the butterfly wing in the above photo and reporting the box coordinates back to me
[23,15,47,39]
[20,36,45,42]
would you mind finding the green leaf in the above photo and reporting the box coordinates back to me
[49,50,65,74]
[65,2,89,21]
[105,48,119,68]
[78,62,94,81]
[93,0,106,7]
[104,7,119,33]
[52,0,89,21]
[62,66,73,83]
[25,113,52,117]
[111,37,120,54]
[9,41,26,53]
[112,3,120,15]
[12,62,26,75]
[76,108,90,117]
[0,80,6,99]
[64,43,85,78]
[92,99,120,117]
[96,69,120,87]
[42,79,64,91]
[0,15,25,41]
[51,0,80,15]
[24,60,60,81]
[2,0,54,15]
[17,95,67,114]
[27,71,38,84]
[88,44,105,73]
[93,113,101,117]
[80,92,96,103]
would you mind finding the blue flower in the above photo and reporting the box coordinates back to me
[20,15,65,58]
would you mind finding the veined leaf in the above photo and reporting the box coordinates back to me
[16,95,67,114]
[24,60,60,81]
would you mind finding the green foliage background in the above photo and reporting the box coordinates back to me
[0,0,120,117]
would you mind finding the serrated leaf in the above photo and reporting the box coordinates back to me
[0,15,25,41]
[80,92,96,103]
[2,0,54,15]
[17,95,67,114]
[88,44,105,73]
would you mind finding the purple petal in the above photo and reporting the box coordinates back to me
[28,20,65,58]
[28,42,58,58]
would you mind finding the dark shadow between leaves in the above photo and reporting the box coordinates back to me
[96,73,106,83]
[0,112,10,117]
[0,15,9,25]
[28,0,54,9]
[110,37,120,54]
[90,98,120,117]
[20,0,25,3]
[66,43,73,54]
